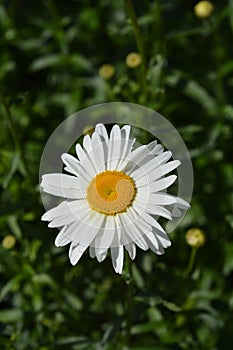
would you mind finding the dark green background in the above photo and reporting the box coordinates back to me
[0,1,233,349]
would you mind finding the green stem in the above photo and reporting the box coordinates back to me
[185,247,197,278]
[154,0,163,53]
[153,0,166,110]
[0,91,31,179]
[47,0,69,54]
[124,253,134,345]
[125,0,147,103]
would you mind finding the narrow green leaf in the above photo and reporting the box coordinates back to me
[184,80,217,116]
[7,215,22,239]
[2,152,19,189]
[0,309,22,323]
[0,275,22,301]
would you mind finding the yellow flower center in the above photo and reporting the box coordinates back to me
[86,170,136,215]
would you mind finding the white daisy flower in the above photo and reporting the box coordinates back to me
[41,123,189,274]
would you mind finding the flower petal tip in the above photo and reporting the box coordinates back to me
[41,213,49,221]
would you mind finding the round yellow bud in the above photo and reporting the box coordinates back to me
[125,52,142,68]
[2,235,16,249]
[186,228,206,248]
[98,64,115,79]
[194,1,214,19]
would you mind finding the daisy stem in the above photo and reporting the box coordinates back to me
[125,253,134,345]
[185,247,197,278]
[124,0,147,103]
[0,90,31,179]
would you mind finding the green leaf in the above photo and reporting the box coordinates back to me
[32,273,57,288]
[218,60,233,78]
[223,105,233,120]
[30,54,63,71]
[184,80,217,116]
[178,125,203,134]
[7,215,22,239]
[131,347,169,350]
[225,215,233,229]
[0,275,22,301]
[30,54,93,72]
[161,300,181,313]
[28,240,42,262]
[223,242,233,275]
[2,152,19,189]
[228,0,233,32]
[0,309,22,323]
[64,292,83,311]
[131,320,165,335]
[148,54,165,87]
[56,336,90,346]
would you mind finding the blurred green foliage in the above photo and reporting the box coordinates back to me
[0,0,233,349]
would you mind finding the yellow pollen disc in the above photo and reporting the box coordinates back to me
[86,170,136,215]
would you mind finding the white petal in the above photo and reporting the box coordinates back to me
[171,206,182,218]
[133,208,166,235]
[61,153,80,176]
[176,197,190,209]
[75,144,96,178]
[147,140,164,155]
[111,215,122,247]
[136,160,181,186]
[116,125,135,169]
[95,123,109,143]
[130,151,172,180]
[42,200,86,222]
[119,145,148,173]
[61,153,90,187]
[138,175,177,192]
[120,211,149,250]
[125,242,136,260]
[83,134,93,154]
[144,231,159,251]
[42,184,84,199]
[77,212,105,246]
[47,200,88,227]
[94,216,115,250]
[134,201,172,220]
[111,245,124,274]
[154,243,164,255]
[69,243,88,265]
[89,246,95,258]
[153,228,171,248]
[54,226,71,247]
[107,125,122,170]
[136,191,177,205]
[156,151,173,164]
[95,248,108,262]
[119,141,165,173]
[121,125,131,139]
[59,209,92,243]
[91,132,107,172]
[75,143,88,162]
[147,193,178,206]
[48,212,77,227]
[169,197,190,218]
[41,173,79,188]
[68,241,77,258]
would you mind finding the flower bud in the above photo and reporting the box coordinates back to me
[186,228,206,248]
[2,235,16,249]
[98,64,115,79]
[125,52,142,68]
[194,1,214,19]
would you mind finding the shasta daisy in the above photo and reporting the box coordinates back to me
[41,123,189,273]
